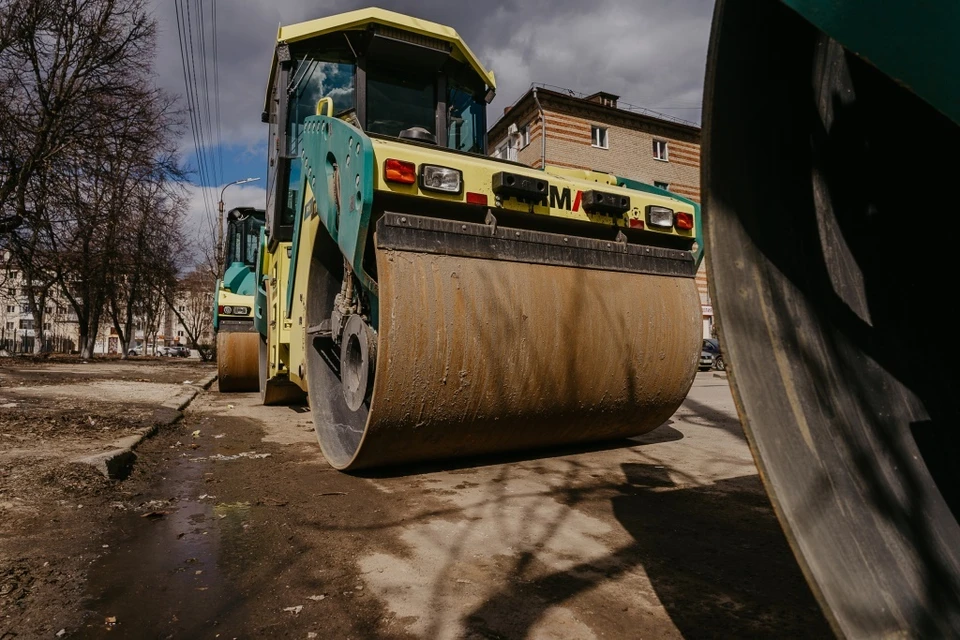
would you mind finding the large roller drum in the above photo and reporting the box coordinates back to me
[304,215,703,470]
[216,331,259,392]
[703,0,960,636]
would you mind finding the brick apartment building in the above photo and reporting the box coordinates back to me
[488,85,713,337]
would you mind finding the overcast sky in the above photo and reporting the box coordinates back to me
[149,0,714,239]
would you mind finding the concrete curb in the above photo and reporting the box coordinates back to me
[196,372,218,390]
[76,375,216,480]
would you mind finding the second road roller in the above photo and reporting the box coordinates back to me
[214,207,265,391]
[254,8,703,470]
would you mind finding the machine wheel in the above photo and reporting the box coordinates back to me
[303,233,367,469]
[338,314,375,412]
[704,0,960,636]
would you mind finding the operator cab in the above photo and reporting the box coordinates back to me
[262,9,496,246]
[224,207,265,271]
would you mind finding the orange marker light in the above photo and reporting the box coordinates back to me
[384,158,416,184]
[675,211,693,230]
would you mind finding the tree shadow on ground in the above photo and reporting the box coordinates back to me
[464,463,831,639]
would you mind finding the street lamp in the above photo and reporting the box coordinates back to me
[217,177,260,274]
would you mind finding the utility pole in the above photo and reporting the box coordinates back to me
[217,178,260,276]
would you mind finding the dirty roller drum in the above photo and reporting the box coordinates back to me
[304,221,702,471]
[217,331,259,392]
[703,0,960,636]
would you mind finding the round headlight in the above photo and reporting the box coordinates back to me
[223,305,233,314]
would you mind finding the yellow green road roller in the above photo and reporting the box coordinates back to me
[214,207,265,391]
[255,8,703,470]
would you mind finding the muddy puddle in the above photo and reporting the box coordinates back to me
[76,452,240,637]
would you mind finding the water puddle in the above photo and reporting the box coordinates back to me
[76,455,240,637]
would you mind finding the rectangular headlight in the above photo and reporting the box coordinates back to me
[420,165,462,194]
[646,205,674,228]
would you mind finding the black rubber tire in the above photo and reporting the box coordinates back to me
[304,231,369,470]
[704,0,960,636]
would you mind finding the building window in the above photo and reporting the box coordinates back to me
[19,319,34,330]
[8,288,15,296]
[5,321,13,330]
[178,306,185,312]
[653,139,669,161]
[177,330,184,337]
[654,181,669,190]
[45,306,52,314]
[591,126,608,149]
[519,122,531,148]
[5,305,12,313]
[43,322,50,330]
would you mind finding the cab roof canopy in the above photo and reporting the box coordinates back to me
[265,8,496,114]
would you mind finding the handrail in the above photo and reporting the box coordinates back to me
[316,97,334,117]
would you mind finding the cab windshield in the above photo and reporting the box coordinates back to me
[285,56,487,159]
[226,214,265,268]
[285,59,356,224]
[366,69,436,138]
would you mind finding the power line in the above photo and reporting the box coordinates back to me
[212,0,223,186]
[174,0,214,227]
[197,0,218,186]
[183,0,218,222]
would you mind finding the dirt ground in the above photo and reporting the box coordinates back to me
[0,357,214,639]
[1,360,831,639]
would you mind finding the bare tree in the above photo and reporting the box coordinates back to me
[162,269,215,361]
[0,0,161,356]
[0,0,156,211]
[5,162,58,352]
[107,175,187,358]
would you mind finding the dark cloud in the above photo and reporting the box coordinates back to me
[151,0,712,151]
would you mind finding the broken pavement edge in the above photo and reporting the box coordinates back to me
[75,371,218,479]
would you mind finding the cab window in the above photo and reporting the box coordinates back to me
[366,69,436,138]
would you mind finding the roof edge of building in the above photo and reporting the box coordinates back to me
[489,87,701,142]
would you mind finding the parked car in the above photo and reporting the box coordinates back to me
[170,345,191,358]
[127,346,143,356]
[700,338,724,371]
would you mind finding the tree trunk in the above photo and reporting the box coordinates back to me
[79,330,93,359]
[30,302,45,355]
